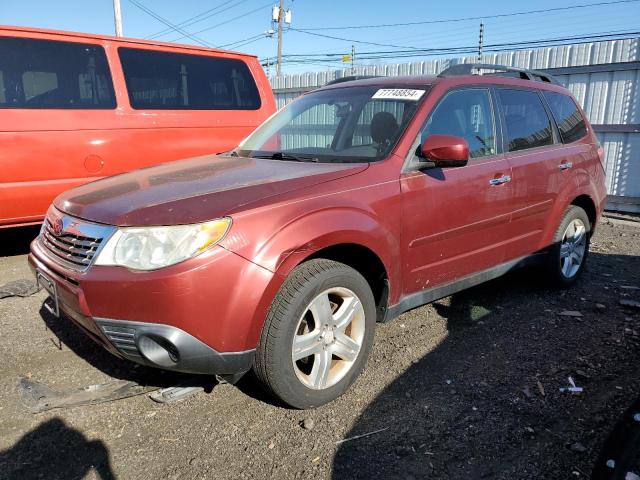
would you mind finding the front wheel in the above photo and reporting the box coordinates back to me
[253,259,376,409]
[543,205,591,287]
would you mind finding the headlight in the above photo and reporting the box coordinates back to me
[94,218,231,270]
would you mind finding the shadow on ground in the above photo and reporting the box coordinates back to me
[333,251,640,479]
[39,303,215,391]
[0,225,40,257]
[0,418,115,479]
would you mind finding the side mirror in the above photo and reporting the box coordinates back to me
[419,134,469,168]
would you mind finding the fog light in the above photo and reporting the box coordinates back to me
[138,335,179,367]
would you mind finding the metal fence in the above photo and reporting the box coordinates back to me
[270,38,640,212]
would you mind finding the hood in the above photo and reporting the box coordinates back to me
[55,154,367,226]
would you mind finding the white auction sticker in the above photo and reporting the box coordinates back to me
[372,88,425,101]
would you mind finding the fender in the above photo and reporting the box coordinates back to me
[538,167,600,249]
[261,208,397,275]
[234,207,402,340]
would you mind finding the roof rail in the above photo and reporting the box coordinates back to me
[325,75,380,86]
[438,63,559,85]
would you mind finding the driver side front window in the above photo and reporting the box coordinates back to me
[422,88,496,159]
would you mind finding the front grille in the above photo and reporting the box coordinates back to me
[40,217,110,271]
[100,323,142,358]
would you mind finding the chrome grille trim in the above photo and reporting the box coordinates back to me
[39,212,116,272]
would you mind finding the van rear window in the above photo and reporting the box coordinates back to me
[0,37,116,109]
[118,48,261,110]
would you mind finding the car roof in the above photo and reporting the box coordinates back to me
[322,75,439,90]
[0,24,258,59]
[319,73,570,95]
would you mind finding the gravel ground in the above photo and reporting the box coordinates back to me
[0,217,639,480]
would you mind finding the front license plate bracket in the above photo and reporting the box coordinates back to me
[37,271,59,318]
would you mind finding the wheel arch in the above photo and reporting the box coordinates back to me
[570,194,597,230]
[539,177,601,248]
[304,243,390,321]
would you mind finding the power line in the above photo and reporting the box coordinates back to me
[219,32,267,48]
[127,0,213,46]
[289,28,423,50]
[295,0,640,31]
[167,2,273,43]
[267,30,640,65]
[229,36,268,50]
[146,0,249,39]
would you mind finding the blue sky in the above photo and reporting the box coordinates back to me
[2,0,639,74]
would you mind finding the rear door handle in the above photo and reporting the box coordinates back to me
[559,162,573,170]
[489,175,511,186]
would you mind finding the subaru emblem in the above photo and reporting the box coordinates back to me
[52,218,64,236]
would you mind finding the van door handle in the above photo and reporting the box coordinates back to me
[559,162,573,170]
[489,175,511,186]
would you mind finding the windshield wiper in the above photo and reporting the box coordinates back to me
[252,152,318,162]
[216,149,240,157]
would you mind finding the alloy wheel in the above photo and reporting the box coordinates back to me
[291,287,366,390]
[559,218,587,278]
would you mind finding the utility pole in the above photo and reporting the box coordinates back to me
[276,0,284,76]
[477,22,484,62]
[113,0,123,37]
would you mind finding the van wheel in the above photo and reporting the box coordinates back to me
[253,259,376,409]
[544,205,591,287]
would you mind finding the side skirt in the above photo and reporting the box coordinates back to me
[382,254,542,323]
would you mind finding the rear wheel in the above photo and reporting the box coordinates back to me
[253,259,376,409]
[543,205,591,287]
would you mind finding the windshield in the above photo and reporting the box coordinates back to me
[236,85,428,163]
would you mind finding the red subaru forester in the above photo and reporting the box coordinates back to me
[30,65,606,408]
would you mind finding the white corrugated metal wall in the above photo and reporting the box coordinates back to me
[270,38,640,212]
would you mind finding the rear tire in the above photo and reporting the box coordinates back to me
[543,205,591,287]
[253,259,376,409]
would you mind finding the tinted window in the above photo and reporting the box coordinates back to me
[0,37,116,109]
[119,48,261,110]
[543,91,587,143]
[498,89,553,152]
[422,89,496,158]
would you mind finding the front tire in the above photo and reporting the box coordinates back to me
[253,259,376,409]
[544,205,591,287]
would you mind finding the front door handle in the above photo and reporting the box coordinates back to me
[489,175,511,186]
[559,162,573,170]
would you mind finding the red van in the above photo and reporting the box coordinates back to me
[0,26,275,228]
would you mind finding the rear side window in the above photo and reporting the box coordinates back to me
[497,89,553,152]
[0,37,116,109]
[118,48,261,110]
[543,91,587,143]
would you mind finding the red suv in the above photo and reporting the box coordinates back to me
[29,65,606,408]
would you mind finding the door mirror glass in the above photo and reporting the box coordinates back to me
[420,134,469,168]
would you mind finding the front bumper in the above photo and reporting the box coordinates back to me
[29,233,275,375]
[95,318,254,374]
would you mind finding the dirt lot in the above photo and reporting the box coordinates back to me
[1,217,639,480]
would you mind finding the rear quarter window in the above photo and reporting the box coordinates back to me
[543,91,588,143]
[497,88,554,152]
[0,37,116,109]
[118,48,261,110]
